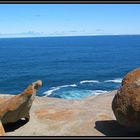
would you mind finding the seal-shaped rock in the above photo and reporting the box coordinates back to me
[0,80,42,136]
[112,68,140,129]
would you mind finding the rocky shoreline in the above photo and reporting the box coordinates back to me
[0,90,138,136]
[2,67,140,136]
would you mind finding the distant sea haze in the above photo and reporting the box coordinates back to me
[0,35,140,100]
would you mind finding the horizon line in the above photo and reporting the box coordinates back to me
[0,34,140,39]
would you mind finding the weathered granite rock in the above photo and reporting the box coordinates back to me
[0,80,42,136]
[3,91,116,136]
[112,68,140,128]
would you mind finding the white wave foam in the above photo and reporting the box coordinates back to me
[80,80,100,84]
[56,84,77,88]
[104,78,122,83]
[43,84,77,96]
[91,90,108,95]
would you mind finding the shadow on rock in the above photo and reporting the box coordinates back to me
[95,120,140,136]
[3,119,29,132]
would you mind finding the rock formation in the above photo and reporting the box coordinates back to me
[112,68,140,129]
[0,80,42,136]
[4,90,117,136]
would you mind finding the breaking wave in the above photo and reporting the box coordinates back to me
[43,78,122,99]
[80,80,100,84]
[43,84,77,96]
[91,90,108,95]
[104,78,122,83]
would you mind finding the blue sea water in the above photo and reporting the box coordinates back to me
[0,35,140,100]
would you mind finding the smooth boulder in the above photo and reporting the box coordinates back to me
[112,68,140,128]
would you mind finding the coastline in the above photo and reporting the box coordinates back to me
[0,90,119,136]
[1,90,139,136]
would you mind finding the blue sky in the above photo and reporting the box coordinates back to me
[0,4,140,37]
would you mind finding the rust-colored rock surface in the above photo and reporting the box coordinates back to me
[112,68,140,128]
[3,91,117,136]
[0,80,42,136]
[1,89,138,136]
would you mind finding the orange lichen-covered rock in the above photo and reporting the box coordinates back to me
[112,68,140,128]
[0,80,42,136]
[35,108,85,121]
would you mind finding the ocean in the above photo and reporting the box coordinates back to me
[0,35,140,100]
